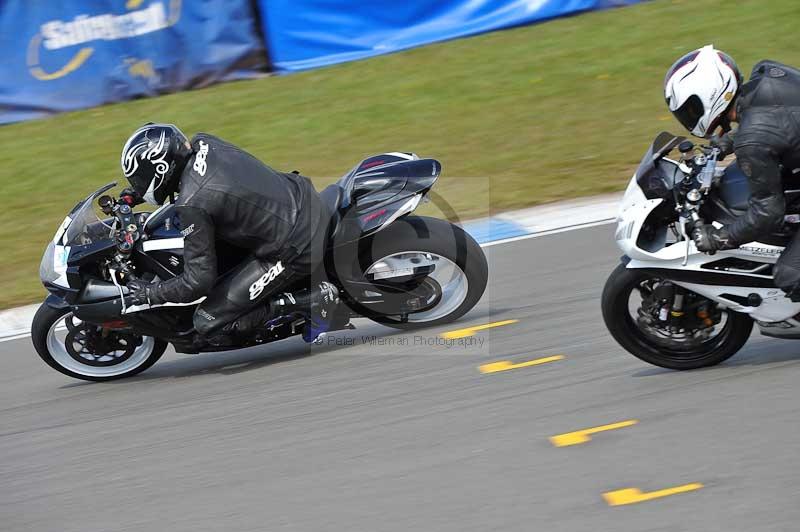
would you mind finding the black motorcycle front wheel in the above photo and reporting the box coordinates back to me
[340,216,488,329]
[31,303,168,382]
[601,263,753,370]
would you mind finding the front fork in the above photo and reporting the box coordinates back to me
[644,281,717,331]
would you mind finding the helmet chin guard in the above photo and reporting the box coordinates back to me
[664,45,742,138]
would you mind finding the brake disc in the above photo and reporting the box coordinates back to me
[65,327,136,367]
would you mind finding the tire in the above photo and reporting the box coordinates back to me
[601,263,753,370]
[344,216,488,329]
[31,303,168,382]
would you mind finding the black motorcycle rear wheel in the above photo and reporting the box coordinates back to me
[602,263,753,370]
[341,216,488,329]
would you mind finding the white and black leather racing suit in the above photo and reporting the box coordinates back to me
[145,133,328,336]
[707,61,800,300]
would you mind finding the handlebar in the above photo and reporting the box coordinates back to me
[675,147,722,265]
[697,147,720,193]
[97,191,142,254]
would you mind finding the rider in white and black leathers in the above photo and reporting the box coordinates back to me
[665,46,800,301]
[120,123,339,343]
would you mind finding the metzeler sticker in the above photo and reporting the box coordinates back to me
[739,246,782,257]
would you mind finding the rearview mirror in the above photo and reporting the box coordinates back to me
[98,195,114,215]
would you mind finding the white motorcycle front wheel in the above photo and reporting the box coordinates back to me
[31,303,168,382]
[601,263,753,370]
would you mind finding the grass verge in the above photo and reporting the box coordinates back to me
[1,0,798,309]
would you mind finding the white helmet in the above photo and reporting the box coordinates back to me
[664,45,742,138]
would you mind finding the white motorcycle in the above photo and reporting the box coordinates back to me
[602,132,800,370]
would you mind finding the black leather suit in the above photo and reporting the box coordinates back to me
[147,134,326,335]
[715,61,800,297]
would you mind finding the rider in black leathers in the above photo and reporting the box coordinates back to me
[120,124,339,343]
[665,47,800,300]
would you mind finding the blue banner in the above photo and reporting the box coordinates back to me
[0,0,266,124]
[258,0,642,72]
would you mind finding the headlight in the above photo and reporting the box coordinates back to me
[637,165,673,199]
[637,160,686,201]
[39,242,57,283]
[39,242,70,287]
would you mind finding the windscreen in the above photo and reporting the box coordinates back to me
[63,183,117,246]
[634,133,684,199]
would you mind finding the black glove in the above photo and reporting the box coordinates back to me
[119,188,143,206]
[710,132,735,160]
[692,224,731,253]
[126,279,157,306]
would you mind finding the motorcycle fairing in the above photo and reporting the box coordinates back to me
[626,243,800,322]
[666,281,796,322]
[41,182,118,291]
[619,169,800,323]
[326,152,441,243]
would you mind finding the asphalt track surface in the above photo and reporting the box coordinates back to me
[2,225,800,532]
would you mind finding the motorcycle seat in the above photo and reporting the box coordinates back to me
[319,184,343,238]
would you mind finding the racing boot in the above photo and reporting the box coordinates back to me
[214,282,342,343]
[303,282,342,343]
[269,282,341,343]
[200,312,265,347]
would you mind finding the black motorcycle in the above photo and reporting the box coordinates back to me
[33,153,489,381]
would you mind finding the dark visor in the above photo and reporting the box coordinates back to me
[672,94,704,133]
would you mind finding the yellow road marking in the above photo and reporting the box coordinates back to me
[441,319,519,339]
[478,355,563,374]
[603,483,704,506]
[549,420,638,447]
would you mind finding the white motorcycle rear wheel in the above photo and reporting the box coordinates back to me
[340,216,488,329]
